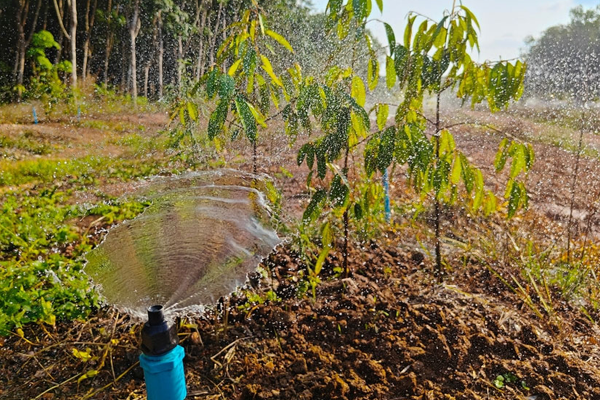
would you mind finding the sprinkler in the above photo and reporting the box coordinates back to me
[139,305,187,400]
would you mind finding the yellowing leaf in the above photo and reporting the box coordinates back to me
[265,29,293,53]
[351,76,366,107]
[228,59,242,76]
[72,348,92,362]
[376,103,389,131]
[260,55,283,88]
[385,56,396,88]
[186,102,198,122]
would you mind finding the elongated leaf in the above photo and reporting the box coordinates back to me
[265,29,293,53]
[351,76,366,107]
[375,0,383,13]
[450,153,462,184]
[405,15,416,48]
[384,23,395,56]
[186,102,198,122]
[377,126,395,172]
[260,55,283,87]
[507,181,521,218]
[484,191,497,216]
[228,59,242,76]
[303,189,327,223]
[208,99,229,140]
[472,169,484,210]
[298,143,311,166]
[330,174,349,208]
[494,138,510,172]
[206,69,220,99]
[218,74,235,99]
[368,58,379,91]
[385,56,396,88]
[376,103,389,131]
[460,5,480,30]
[235,97,257,143]
[314,222,332,275]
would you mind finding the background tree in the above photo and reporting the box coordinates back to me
[523,5,600,101]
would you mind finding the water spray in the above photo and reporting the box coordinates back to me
[139,305,187,400]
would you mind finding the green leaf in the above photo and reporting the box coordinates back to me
[385,56,396,88]
[330,174,349,208]
[354,202,364,219]
[351,76,366,107]
[315,222,333,275]
[243,47,257,77]
[328,0,342,16]
[494,138,510,172]
[265,29,294,53]
[460,5,480,30]
[368,58,379,91]
[303,189,327,223]
[377,126,396,172]
[507,181,522,218]
[207,99,229,140]
[235,97,257,143]
[472,169,484,210]
[375,0,383,13]
[298,143,314,167]
[218,74,235,99]
[404,15,416,48]
[206,69,220,99]
[383,23,396,57]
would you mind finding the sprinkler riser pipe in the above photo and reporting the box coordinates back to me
[140,345,187,400]
[140,305,187,400]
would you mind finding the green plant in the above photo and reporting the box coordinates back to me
[363,3,529,277]
[172,1,293,174]
[0,188,150,335]
[25,30,72,114]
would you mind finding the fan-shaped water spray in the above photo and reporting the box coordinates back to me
[85,169,281,319]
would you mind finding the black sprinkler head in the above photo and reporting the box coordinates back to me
[141,305,179,356]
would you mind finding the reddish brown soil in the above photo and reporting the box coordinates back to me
[2,242,600,399]
[1,110,600,399]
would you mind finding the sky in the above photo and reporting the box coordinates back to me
[310,0,599,62]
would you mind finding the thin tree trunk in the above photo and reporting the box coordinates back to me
[13,0,28,89]
[196,7,207,79]
[177,34,183,90]
[82,0,98,79]
[129,0,140,105]
[69,0,77,87]
[208,2,223,68]
[144,64,150,98]
[103,0,113,85]
[157,11,163,98]
[434,91,442,280]
[343,143,350,278]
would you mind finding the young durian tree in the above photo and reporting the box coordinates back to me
[366,3,532,278]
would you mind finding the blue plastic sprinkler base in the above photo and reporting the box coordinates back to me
[140,345,187,400]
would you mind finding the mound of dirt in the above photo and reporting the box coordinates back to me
[2,240,600,400]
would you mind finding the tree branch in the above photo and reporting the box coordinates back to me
[52,0,70,40]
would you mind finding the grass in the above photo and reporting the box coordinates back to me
[0,131,53,155]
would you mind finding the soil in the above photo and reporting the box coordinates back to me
[1,110,600,399]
